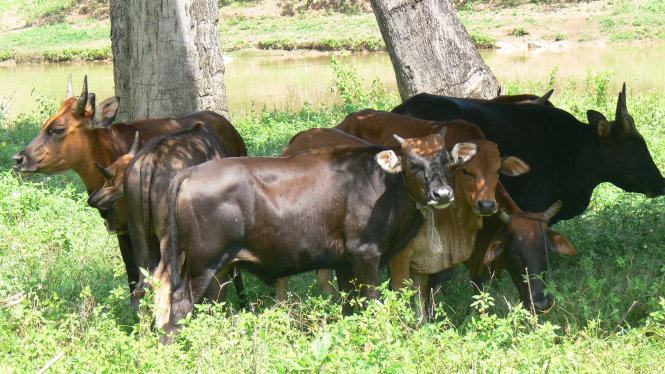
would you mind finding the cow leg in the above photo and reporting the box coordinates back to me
[412,272,431,325]
[166,265,218,341]
[349,244,381,303]
[116,233,141,310]
[389,247,413,291]
[335,266,356,316]
[203,266,231,303]
[316,269,339,299]
[231,267,248,309]
[275,277,288,301]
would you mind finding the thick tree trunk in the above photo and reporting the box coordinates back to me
[110,0,228,121]
[370,0,500,100]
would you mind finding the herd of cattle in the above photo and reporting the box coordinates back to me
[11,76,665,341]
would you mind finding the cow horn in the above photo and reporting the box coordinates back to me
[498,211,511,224]
[614,82,634,133]
[66,74,74,98]
[128,132,140,157]
[94,161,114,180]
[393,134,406,145]
[533,89,554,104]
[543,200,562,221]
[76,75,88,116]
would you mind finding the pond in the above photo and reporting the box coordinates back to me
[1,44,663,117]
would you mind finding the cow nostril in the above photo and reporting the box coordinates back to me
[12,153,23,166]
[477,200,497,213]
[432,187,452,201]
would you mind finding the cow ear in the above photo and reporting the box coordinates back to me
[500,156,530,176]
[375,150,402,174]
[483,239,505,265]
[93,97,119,127]
[547,231,577,256]
[587,110,612,138]
[450,142,477,166]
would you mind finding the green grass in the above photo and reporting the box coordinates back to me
[0,21,110,62]
[1,71,664,370]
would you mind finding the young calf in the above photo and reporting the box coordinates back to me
[163,131,478,335]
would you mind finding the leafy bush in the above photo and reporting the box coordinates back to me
[279,0,372,16]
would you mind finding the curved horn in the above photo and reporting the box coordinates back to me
[533,89,554,104]
[66,74,74,98]
[543,200,562,221]
[498,211,511,224]
[94,161,114,180]
[76,75,88,116]
[128,132,140,157]
[393,134,406,145]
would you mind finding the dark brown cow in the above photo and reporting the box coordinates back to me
[12,75,246,307]
[334,110,577,313]
[271,129,373,300]
[161,132,479,337]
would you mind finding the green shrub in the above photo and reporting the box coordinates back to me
[510,26,529,36]
[471,32,497,48]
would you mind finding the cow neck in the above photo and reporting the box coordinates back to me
[557,123,601,218]
[494,182,523,215]
[408,174,482,274]
[75,126,121,194]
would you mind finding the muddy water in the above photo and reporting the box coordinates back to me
[0,45,663,117]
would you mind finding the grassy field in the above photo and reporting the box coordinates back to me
[0,67,664,371]
[1,0,664,62]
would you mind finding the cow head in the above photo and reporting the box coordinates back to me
[375,128,477,208]
[483,201,577,313]
[87,133,138,234]
[12,75,119,175]
[454,140,530,216]
[587,83,665,198]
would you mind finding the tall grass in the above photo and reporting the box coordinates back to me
[0,70,664,371]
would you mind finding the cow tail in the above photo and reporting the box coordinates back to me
[139,154,150,242]
[167,171,189,292]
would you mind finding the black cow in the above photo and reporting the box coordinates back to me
[393,84,665,223]
[162,131,479,337]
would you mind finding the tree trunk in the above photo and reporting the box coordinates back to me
[370,0,500,100]
[110,0,228,122]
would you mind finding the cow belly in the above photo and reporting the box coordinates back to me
[407,205,478,274]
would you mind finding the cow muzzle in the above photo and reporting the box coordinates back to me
[12,151,39,173]
[531,295,555,313]
[475,200,498,216]
[428,186,454,208]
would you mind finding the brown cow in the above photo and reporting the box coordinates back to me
[12,75,247,307]
[271,129,374,301]
[334,110,577,315]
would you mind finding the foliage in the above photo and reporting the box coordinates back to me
[1,70,665,370]
[279,0,371,16]
[510,26,529,36]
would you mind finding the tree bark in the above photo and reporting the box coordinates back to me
[370,0,500,100]
[110,0,228,121]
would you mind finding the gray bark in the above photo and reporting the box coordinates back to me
[370,0,500,100]
[110,0,228,121]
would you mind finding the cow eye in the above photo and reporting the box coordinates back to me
[462,168,473,177]
[48,127,66,136]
